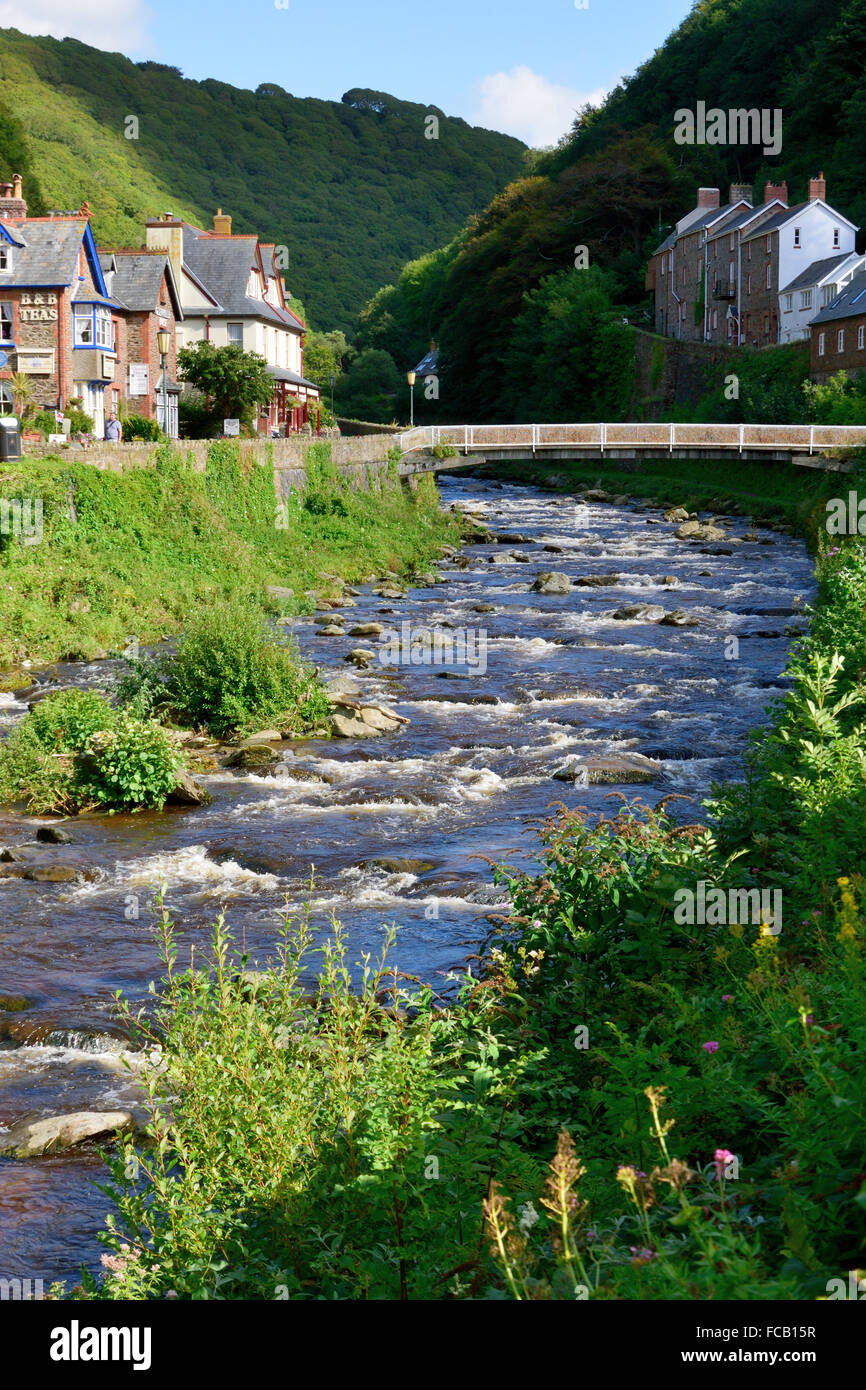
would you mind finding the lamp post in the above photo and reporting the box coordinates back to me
[407,370,416,428]
[156,327,171,437]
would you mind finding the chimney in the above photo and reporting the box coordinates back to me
[146,213,184,289]
[729,183,753,205]
[808,171,826,202]
[697,187,720,209]
[0,172,27,220]
[764,180,788,205]
[213,207,232,236]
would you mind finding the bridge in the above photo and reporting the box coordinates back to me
[396,422,866,471]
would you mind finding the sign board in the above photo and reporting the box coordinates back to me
[16,349,54,374]
[128,363,149,396]
[55,410,65,424]
[223,418,240,436]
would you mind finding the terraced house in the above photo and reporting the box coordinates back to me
[144,209,321,433]
[647,175,858,348]
[0,176,182,436]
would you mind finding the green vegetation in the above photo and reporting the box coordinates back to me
[0,689,181,813]
[121,604,331,739]
[66,462,866,1300]
[0,440,461,669]
[176,342,276,434]
[0,29,525,331]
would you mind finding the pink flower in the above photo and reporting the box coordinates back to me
[721,994,734,1003]
[702,1040,719,1054]
[713,1148,736,1180]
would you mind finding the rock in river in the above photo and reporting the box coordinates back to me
[531,571,571,595]
[612,604,666,622]
[0,1110,134,1158]
[36,826,72,844]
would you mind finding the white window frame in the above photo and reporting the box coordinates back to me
[800,290,812,309]
[838,328,845,352]
[0,381,12,409]
[859,325,864,350]
[766,263,772,289]
[833,228,840,248]
[0,300,13,341]
[793,228,800,247]
[227,322,244,346]
[818,331,825,356]
[94,307,112,349]
[783,294,793,312]
[0,243,10,272]
[73,307,94,345]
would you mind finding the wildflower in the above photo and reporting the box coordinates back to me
[837,877,850,886]
[713,1148,736,1181]
[721,994,734,1003]
[702,1040,719,1054]
[630,1246,656,1264]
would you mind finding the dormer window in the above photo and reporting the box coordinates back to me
[0,242,10,272]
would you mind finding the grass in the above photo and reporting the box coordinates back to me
[0,439,461,671]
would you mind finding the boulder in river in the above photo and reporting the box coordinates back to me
[36,826,72,845]
[349,623,385,638]
[316,624,346,637]
[345,648,376,669]
[663,506,690,522]
[584,753,661,784]
[224,745,280,771]
[165,769,213,806]
[576,574,620,587]
[0,1110,134,1158]
[612,604,666,622]
[22,866,84,883]
[532,571,571,595]
[330,711,381,739]
[658,609,699,627]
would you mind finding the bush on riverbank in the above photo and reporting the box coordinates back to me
[0,441,461,668]
[0,689,182,813]
[119,603,332,738]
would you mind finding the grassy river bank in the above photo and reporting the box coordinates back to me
[4,448,865,1300]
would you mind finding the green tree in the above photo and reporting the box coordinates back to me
[177,342,274,427]
[334,348,403,423]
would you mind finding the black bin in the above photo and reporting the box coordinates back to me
[0,416,22,461]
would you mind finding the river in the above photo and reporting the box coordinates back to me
[0,471,814,1287]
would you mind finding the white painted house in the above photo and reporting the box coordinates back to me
[779,251,866,343]
[144,210,320,432]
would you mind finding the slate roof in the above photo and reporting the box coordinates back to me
[181,228,301,332]
[98,252,183,318]
[781,253,862,294]
[653,229,677,255]
[267,365,321,390]
[413,345,439,375]
[809,271,866,325]
[0,217,88,285]
[706,201,784,238]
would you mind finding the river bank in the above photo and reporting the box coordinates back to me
[0,440,462,672]
[4,465,850,1297]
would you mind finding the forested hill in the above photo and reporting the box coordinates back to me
[347,0,866,421]
[0,28,526,330]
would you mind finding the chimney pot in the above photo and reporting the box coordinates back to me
[213,208,232,235]
[764,180,788,205]
[697,187,720,209]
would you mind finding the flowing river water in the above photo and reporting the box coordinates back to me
[0,471,814,1286]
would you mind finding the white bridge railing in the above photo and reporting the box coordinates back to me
[397,422,866,457]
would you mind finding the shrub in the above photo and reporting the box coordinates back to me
[136,603,332,737]
[0,688,183,813]
[122,414,162,442]
[78,713,180,811]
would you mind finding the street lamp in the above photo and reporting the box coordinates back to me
[157,327,171,437]
[407,370,416,428]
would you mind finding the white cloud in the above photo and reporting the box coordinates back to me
[473,65,608,148]
[0,0,153,54]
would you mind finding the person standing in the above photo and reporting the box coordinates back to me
[105,412,123,443]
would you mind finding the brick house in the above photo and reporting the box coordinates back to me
[99,250,183,435]
[649,174,858,348]
[0,179,123,435]
[809,271,866,381]
[778,251,865,344]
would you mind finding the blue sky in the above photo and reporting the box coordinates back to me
[4,0,695,145]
